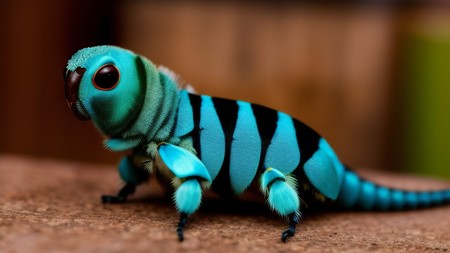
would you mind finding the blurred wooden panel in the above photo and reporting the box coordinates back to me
[0,0,122,164]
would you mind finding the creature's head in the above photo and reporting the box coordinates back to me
[64,46,155,136]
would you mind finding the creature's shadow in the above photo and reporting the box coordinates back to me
[122,187,329,221]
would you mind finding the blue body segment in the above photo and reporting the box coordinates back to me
[444,190,450,201]
[199,95,225,181]
[391,190,405,210]
[264,112,300,175]
[358,181,376,210]
[317,138,345,186]
[174,90,194,137]
[374,187,390,211]
[336,171,361,208]
[430,191,443,205]
[418,192,431,207]
[303,138,343,200]
[405,192,418,209]
[229,101,261,194]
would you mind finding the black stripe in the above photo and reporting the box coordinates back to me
[295,120,320,168]
[188,93,202,159]
[210,97,239,198]
[250,103,279,172]
[293,119,321,179]
[288,119,322,203]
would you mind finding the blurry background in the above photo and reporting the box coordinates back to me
[0,1,449,179]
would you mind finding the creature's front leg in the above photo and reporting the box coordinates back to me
[157,143,212,241]
[101,182,136,203]
[102,155,150,203]
[173,178,203,241]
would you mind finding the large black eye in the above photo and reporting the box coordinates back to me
[93,64,120,90]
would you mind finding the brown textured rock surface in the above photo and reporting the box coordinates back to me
[1,155,449,253]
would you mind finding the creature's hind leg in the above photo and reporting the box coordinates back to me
[282,212,301,242]
[260,168,301,242]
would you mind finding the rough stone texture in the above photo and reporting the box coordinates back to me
[0,155,449,253]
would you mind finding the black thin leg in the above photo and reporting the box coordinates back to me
[101,183,136,203]
[281,212,300,242]
[177,213,188,242]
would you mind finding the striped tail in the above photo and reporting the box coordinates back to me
[336,168,450,210]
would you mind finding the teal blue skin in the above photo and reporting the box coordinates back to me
[65,46,450,242]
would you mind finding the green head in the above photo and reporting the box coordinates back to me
[64,45,168,139]
[65,46,147,135]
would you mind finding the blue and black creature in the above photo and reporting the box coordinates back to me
[64,46,450,242]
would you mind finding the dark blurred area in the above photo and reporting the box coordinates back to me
[1,1,449,178]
